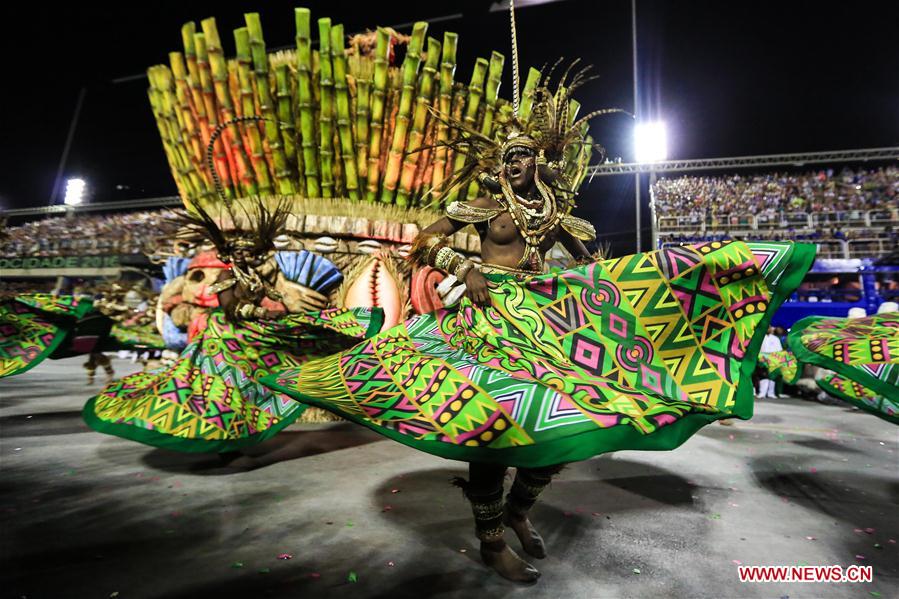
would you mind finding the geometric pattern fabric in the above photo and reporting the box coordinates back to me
[265,241,815,467]
[0,294,93,378]
[789,312,899,425]
[83,307,381,452]
[757,350,800,384]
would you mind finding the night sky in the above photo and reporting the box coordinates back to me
[2,0,897,248]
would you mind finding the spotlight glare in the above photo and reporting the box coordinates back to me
[634,121,668,163]
[64,178,86,206]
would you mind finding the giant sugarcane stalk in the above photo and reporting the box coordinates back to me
[295,8,320,197]
[202,18,256,196]
[398,36,440,206]
[168,52,210,196]
[466,51,504,199]
[380,21,428,205]
[330,24,360,201]
[517,67,541,120]
[234,27,273,194]
[364,28,390,202]
[444,57,488,204]
[352,56,372,183]
[317,18,335,198]
[274,63,303,194]
[429,32,458,194]
[194,31,235,199]
[245,12,296,194]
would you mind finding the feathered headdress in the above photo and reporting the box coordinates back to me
[421,1,630,210]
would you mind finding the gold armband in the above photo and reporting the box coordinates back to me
[408,232,471,276]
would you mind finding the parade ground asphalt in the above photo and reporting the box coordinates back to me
[1,356,897,599]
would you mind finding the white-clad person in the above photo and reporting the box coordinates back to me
[757,326,783,399]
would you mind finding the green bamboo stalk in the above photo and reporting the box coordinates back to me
[330,24,359,201]
[365,28,390,202]
[234,27,273,195]
[153,67,197,197]
[466,51,504,199]
[194,31,235,199]
[517,67,541,120]
[354,72,371,184]
[430,31,458,193]
[443,85,466,191]
[273,63,302,194]
[168,52,209,194]
[245,12,295,195]
[398,35,440,206]
[317,18,335,198]
[148,67,201,201]
[147,79,191,203]
[180,23,210,149]
[444,57,488,204]
[202,17,257,196]
[295,8,320,197]
[380,21,428,205]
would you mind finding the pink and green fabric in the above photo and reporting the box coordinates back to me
[83,307,383,452]
[757,350,800,384]
[0,294,94,378]
[789,312,899,425]
[107,322,165,351]
[264,241,815,467]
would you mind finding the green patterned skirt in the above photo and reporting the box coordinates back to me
[105,322,166,351]
[789,312,899,424]
[83,307,383,452]
[263,241,815,467]
[757,350,800,384]
[0,294,94,378]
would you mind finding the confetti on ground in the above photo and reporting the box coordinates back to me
[855,555,866,561]
[806,536,816,541]
[732,560,742,565]
[710,514,721,520]
[592,512,601,517]
[874,544,882,549]
[459,549,467,553]
[346,521,354,527]
[563,511,573,517]
[110,593,119,598]
[277,553,293,560]
[869,592,881,598]
[864,528,875,534]
[348,572,358,583]
[809,468,817,473]
[382,505,392,512]
[391,489,400,494]
[387,561,395,567]
[889,539,896,544]
[231,562,244,569]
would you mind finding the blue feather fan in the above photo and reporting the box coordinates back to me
[276,251,343,293]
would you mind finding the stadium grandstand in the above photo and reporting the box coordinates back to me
[652,165,898,260]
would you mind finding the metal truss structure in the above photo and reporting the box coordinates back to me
[588,147,899,177]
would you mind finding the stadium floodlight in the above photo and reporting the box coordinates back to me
[64,178,85,206]
[634,121,668,163]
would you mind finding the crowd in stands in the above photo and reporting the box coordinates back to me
[653,166,898,223]
[1,210,178,258]
[654,166,898,257]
